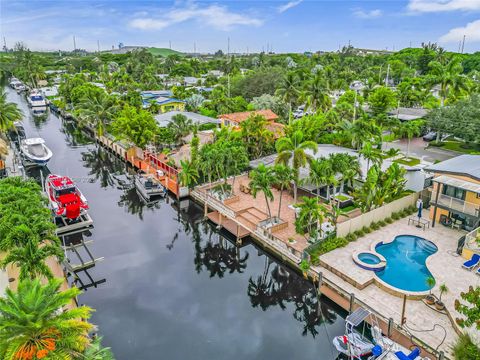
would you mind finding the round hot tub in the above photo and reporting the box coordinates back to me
[353,251,386,271]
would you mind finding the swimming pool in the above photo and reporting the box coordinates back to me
[375,235,437,292]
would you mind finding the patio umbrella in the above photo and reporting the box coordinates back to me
[416,199,423,219]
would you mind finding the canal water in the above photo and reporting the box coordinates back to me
[4,87,347,360]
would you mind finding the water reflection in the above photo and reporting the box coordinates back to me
[117,186,164,220]
[60,118,93,147]
[31,106,49,127]
[81,147,126,188]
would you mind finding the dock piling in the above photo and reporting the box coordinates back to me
[349,293,355,314]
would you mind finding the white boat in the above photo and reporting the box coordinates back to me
[31,106,48,117]
[134,173,167,200]
[27,90,47,107]
[20,138,52,166]
[9,78,26,92]
[333,308,431,360]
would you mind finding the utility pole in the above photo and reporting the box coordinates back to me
[97,40,100,53]
[2,37,6,51]
[169,40,171,50]
[194,41,196,54]
[385,63,390,87]
[227,37,230,56]
[73,36,76,51]
[461,35,466,54]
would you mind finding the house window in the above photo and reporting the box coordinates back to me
[442,185,465,200]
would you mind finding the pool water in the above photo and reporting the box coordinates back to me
[358,253,381,265]
[375,235,437,292]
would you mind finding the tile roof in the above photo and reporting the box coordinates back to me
[218,109,279,123]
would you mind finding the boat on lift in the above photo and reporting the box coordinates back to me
[45,174,89,220]
[134,172,167,200]
[20,137,52,166]
[333,307,430,359]
[27,89,47,107]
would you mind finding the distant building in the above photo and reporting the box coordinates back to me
[140,90,184,112]
[106,46,146,54]
[388,107,429,121]
[219,109,285,138]
[154,111,219,128]
[207,70,224,78]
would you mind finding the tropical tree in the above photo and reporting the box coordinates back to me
[1,236,64,281]
[77,90,118,136]
[429,58,470,106]
[168,114,193,143]
[329,152,359,194]
[308,157,335,200]
[359,142,383,173]
[0,90,22,133]
[340,115,381,150]
[179,160,199,189]
[249,164,276,222]
[294,197,327,241]
[82,337,114,360]
[273,164,293,219]
[275,72,300,120]
[300,73,331,113]
[395,120,423,157]
[239,114,275,159]
[368,86,397,116]
[0,278,93,360]
[275,130,317,202]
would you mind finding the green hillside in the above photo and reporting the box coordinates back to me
[147,47,184,57]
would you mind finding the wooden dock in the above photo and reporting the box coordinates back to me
[207,211,251,240]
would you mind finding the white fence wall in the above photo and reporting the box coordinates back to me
[337,193,419,237]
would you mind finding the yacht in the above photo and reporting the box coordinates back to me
[27,90,47,107]
[45,174,89,220]
[20,138,53,166]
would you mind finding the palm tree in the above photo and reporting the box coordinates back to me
[308,157,335,200]
[359,142,383,173]
[82,337,114,360]
[273,164,293,219]
[395,120,422,157]
[0,278,93,360]
[275,130,317,202]
[0,236,64,281]
[77,91,118,136]
[329,153,359,194]
[300,73,331,113]
[179,160,199,189]
[250,164,276,222]
[429,59,470,107]
[168,114,193,143]
[294,197,327,241]
[0,90,22,133]
[276,72,299,122]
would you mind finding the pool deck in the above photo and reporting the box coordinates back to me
[319,216,480,357]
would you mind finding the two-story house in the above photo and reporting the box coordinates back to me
[426,155,480,231]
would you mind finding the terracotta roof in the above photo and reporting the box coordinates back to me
[218,109,278,124]
[266,122,285,139]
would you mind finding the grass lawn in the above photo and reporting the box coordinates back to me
[341,205,357,213]
[429,141,480,154]
[335,194,350,201]
[393,157,421,166]
[147,47,184,57]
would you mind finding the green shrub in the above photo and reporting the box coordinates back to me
[346,233,357,242]
[371,222,380,230]
[355,229,365,237]
[378,220,386,227]
[385,217,393,224]
[392,212,401,220]
[452,333,480,360]
[362,226,371,234]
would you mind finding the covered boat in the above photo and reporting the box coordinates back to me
[45,174,89,220]
[27,90,47,107]
[134,173,167,200]
[20,137,52,166]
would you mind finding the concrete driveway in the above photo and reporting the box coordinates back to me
[383,137,458,163]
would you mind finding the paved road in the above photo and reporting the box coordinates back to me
[383,137,458,163]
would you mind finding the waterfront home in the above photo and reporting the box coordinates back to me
[184,76,202,86]
[207,70,224,78]
[219,109,285,138]
[140,90,185,112]
[426,155,480,232]
[154,111,220,128]
[387,107,428,122]
[250,144,432,201]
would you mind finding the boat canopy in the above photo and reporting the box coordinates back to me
[346,307,370,327]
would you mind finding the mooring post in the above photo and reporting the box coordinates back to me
[317,272,323,296]
[387,317,394,337]
[401,294,407,326]
[349,293,355,313]
[438,351,444,360]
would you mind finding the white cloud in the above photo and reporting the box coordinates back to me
[439,19,480,43]
[129,3,263,31]
[408,0,480,13]
[277,0,303,14]
[352,9,383,19]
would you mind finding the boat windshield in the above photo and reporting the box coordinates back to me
[31,95,44,101]
[56,187,76,196]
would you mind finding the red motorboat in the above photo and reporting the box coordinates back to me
[45,174,89,220]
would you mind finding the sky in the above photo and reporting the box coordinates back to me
[1,0,480,53]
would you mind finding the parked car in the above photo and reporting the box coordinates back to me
[422,131,437,141]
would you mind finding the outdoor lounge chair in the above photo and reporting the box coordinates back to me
[462,254,480,270]
[476,267,480,276]
[395,347,420,360]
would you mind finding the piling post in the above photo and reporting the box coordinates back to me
[317,272,323,297]
[349,293,355,313]
[401,294,407,326]
[438,351,444,360]
[387,317,394,337]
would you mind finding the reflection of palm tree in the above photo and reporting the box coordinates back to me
[117,187,161,220]
[81,147,124,188]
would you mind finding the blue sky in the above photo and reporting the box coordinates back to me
[1,0,480,53]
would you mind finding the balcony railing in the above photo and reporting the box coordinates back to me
[465,227,480,251]
[431,192,480,217]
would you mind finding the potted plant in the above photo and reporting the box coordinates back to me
[300,259,310,278]
[435,284,449,311]
[425,276,436,305]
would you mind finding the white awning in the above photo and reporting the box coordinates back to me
[433,175,480,194]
